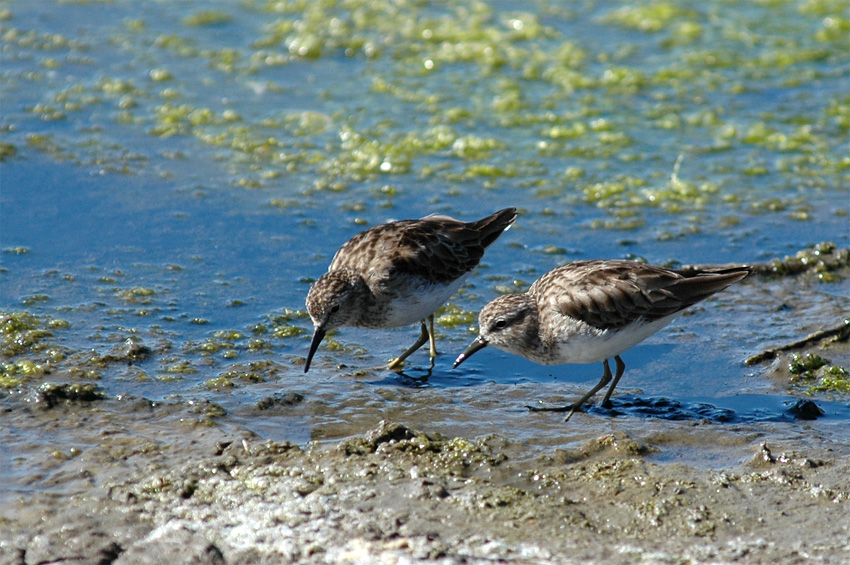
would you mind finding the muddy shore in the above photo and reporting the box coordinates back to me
[3,400,850,564]
[3,246,850,564]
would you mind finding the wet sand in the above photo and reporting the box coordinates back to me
[3,416,850,564]
[3,248,850,564]
[3,363,849,564]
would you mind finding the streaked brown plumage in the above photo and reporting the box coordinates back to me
[305,208,517,372]
[453,259,751,420]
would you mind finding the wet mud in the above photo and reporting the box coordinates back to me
[3,407,850,564]
[2,245,849,564]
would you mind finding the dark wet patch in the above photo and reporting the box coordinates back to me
[366,420,417,446]
[584,395,840,424]
[30,382,106,409]
[369,370,434,388]
[586,395,737,422]
[787,399,825,420]
[256,391,305,410]
[104,337,151,364]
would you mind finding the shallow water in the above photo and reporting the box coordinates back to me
[2,0,849,496]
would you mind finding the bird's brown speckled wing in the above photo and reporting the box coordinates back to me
[329,208,516,285]
[531,260,750,330]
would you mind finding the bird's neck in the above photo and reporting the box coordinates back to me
[523,300,547,357]
[339,269,381,327]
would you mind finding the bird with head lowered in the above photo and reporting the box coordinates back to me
[454,259,751,421]
[305,208,517,373]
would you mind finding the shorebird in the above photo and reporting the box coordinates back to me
[304,208,517,372]
[453,259,751,420]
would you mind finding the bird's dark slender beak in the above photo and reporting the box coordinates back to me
[304,326,326,373]
[453,336,488,369]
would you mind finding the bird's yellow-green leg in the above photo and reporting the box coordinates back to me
[427,314,437,369]
[387,319,430,371]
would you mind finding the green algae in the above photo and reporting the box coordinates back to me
[0,359,51,388]
[21,294,50,305]
[789,353,829,377]
[66,367,103,380]
[435,303,477,329]
[273,325,304,338]
[203,365,269,391]
[202,375,236,390]
[808,365,850,394]
[183,10,233,27]
[337,421,507,477]
[5,0,847,227]
[256,391,305,410]
[792,363,850,395]
[1,312,68,358]
[263,309,309,339]
[0,141,17,160]
[764,242,850,279]
[213,330,244,341]
[491,277,530,295]
[602,3,694,33]
[785,346,850,396]
[186,338,236,356]
[324,338,361,355]
[163,360,197,374]
[181,399,227,427]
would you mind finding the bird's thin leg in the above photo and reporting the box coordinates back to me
[388,320,430,371]
[528,359,613,422]
[563,359,615,422]
[600,355,626,408]
[427,314,437,369]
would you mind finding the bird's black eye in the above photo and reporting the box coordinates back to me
[329,304,341,314]
[494,319,508,330]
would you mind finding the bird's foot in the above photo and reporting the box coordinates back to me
[527,402,584,422]
[387,355,435,373]
[526,404,570,412]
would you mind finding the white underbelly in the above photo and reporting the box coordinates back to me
[380,277,466,328]
[544,315,677,365]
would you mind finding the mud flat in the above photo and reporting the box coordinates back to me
[3,395,850,564]
[2,245,850,564]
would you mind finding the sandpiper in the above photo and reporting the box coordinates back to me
[304,208,517,372]
[453,259,751,420]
